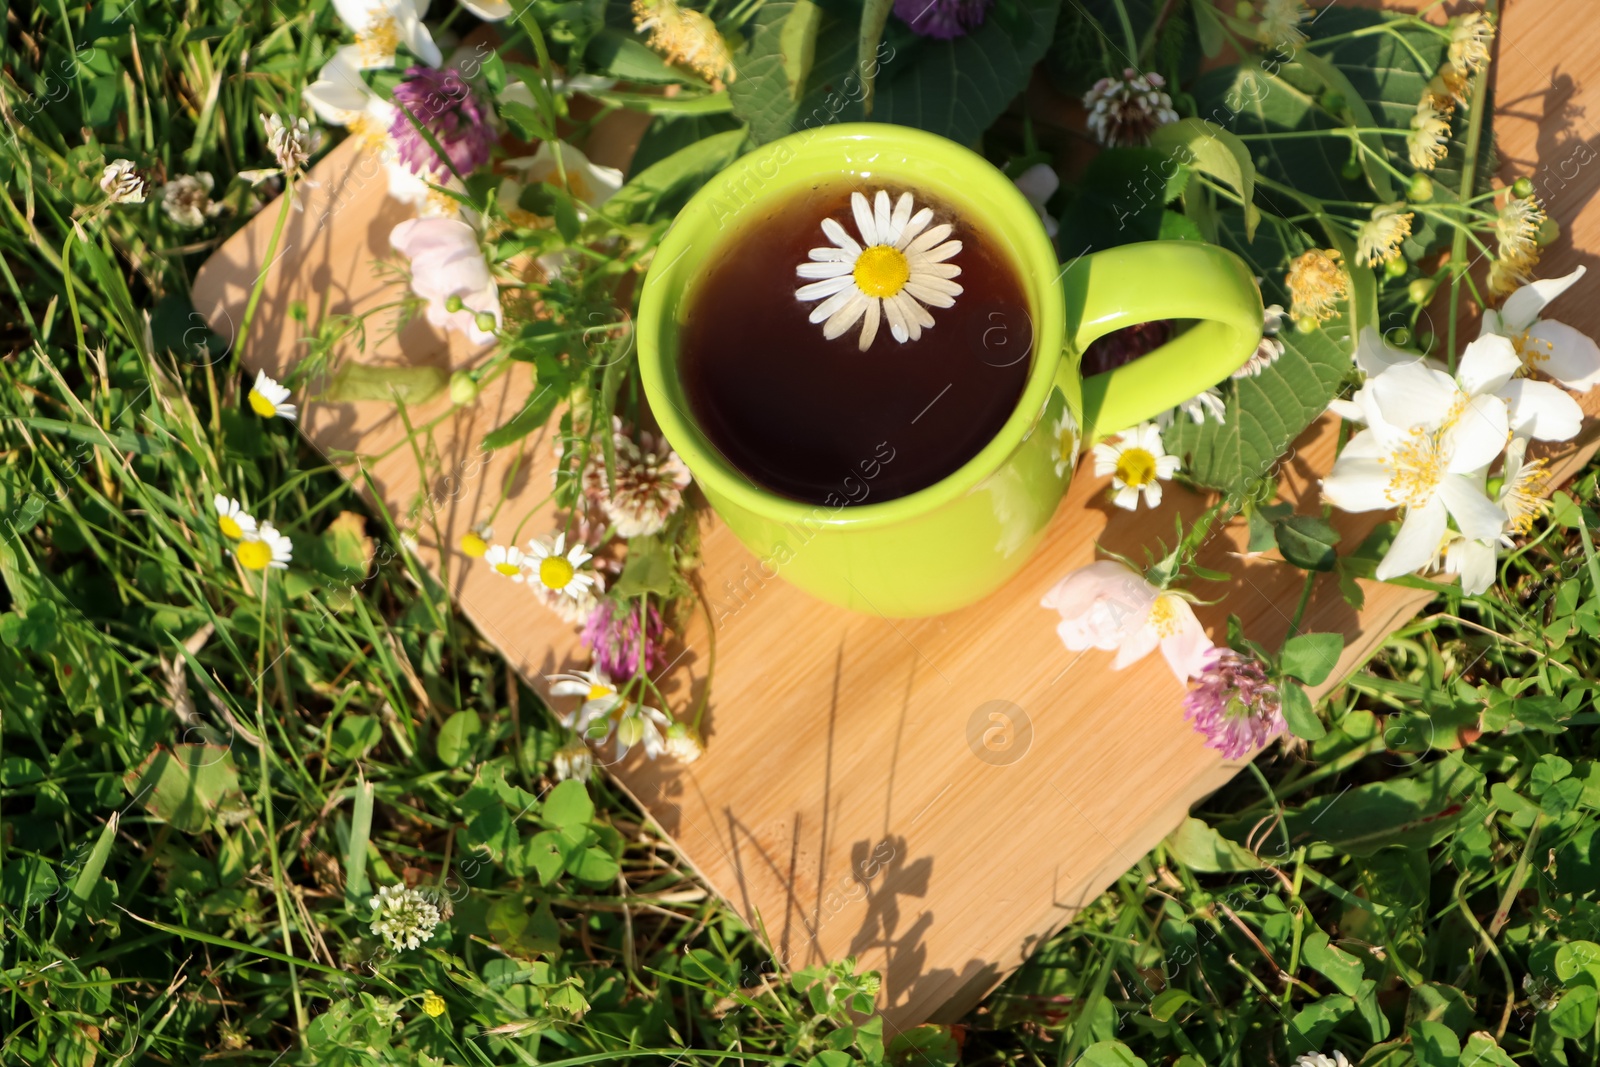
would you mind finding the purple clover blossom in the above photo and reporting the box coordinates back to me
[582,599,667,680]
[389,66,496,178]
[892,0,993,39]
[1182,648,1285,759]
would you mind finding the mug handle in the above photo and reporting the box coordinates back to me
[1061,241,1263,441]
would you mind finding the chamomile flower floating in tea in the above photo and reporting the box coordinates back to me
[484,543,527,579]
[213,495,257,541]
[1091,422,1179,511]
[234,523,293,571]
[526,533,599,603]
[247,370,297,421]
[794,190,963,352]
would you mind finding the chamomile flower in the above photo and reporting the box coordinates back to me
[1448,12,1495,76]
[794,190,964,352]
[1408,99,1452,171]
[484,543,527,579]
[1091,422,1180,511]
[459,531,489,558]
[1051,408,1081,478]
[1285,248,1348,325]
[213,495,258,541]
[247,370,297,421]
[1159,386,1227,427]
[664,722,704,763]
[547,669,623,735]
[235,523,293,571]
[1355,205,1414,268]
[526,533,598,602]
[613,701,672,759]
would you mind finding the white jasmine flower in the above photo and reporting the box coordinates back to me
[100,159,147,204]
[1091,421,1180,510]
[1479,266,1600,391]
[1041,560,1214,683]
[304,46,397,150]
[331,0,441,69]
[1496,435,1553,536]
[1083,68,1179,147]
[235,523,293,571]
[1013,163,1060,239]
[500,140,624,219]
[794,190,964,352]
[247,369,297,421]
[161,173,225,228]
[1234,303,1287,378]
[368,883,442,950]
[213,495,258,541]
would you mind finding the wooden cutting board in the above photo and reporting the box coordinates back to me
[192,0,1600,1030]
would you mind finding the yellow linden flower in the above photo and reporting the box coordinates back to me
[459,531,489,558]
[1285,248,1349,325]
[1448,12,1494,76]
[631,0,737,90]
[213,494,258,541]
[1495,195,1546,266]
[1355,205,1414,268]
[247,369,297,421]
[420,990,446,1018]
[1408,99,1451,171]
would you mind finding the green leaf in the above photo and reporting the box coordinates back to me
[524,830,568,885]
[1409,1020,1461,1067]
[567,845,621,886]
[606,127,747,223]
[1077,1041,1148,1067]
[1550,986,1597,1039]
[1280,631,1345,685]
[482,384,561,451]
[1058,148,1179,254]
[1275,515,1341,572]
[331,715,383,762]
[1150,119,1258,240]
[1148,989,1198,1023]
[1280,681,1327,740]
[727,0,861,143]
[322,363,448,405]
[610,535,681,598]
[1460,1033,1519,1067]
[487,896,562,957]
[543,779,595,829]
[1302,930,1365,996]
[887,1025,960,1067]
[1295,49,1395,202]
[1288,995,1355,1053]
[779,0,824,101]
[343,777,375,907]
[1555,941,1600,987]
[122,745,246,834]
[1164,816,1261,872]
[436,711,482,768]
[1275,753,1482,856]
[585,27,698,84]
[0,598,57,653]
[856,0,893,115]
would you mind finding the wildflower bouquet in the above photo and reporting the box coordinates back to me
[159,0,1588,765]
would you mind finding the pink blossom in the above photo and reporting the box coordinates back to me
[389,217,502,345]
[1041,560,1213,683]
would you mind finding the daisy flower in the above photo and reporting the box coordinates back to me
[664,722,704,763]
[1041,560,1214,684]
[1050,407,1081,477]
[459,531,489,558]
[247,369,297,421]
[213,495,258,541]
[547,669,623,735]
[1083,68,1179,147]
[235,523,293,571]
[1234,303,1287,378]
[1355,204,1414,268]
[1480,266,1600,391]
[527,533,598,603]
[1408,99,1451,171]
[795,190,964,352]
[1285,248,1348,325]
[613,701,672,759]
[484,543,527,579]
[1091,422,1180,511]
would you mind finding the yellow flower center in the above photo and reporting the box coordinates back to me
[357,12,400,66]
[247,388,277,417]
[1504,459,1553,535]
[853,246,910,299]
[1511,329,1554,373]
[1382,426,1447,509]
[236,540,273,570]
[348,113,388,151]
[1285,248,1348,323]
[1115,447,1158,488]
[1148,595,1181,637]
[218,515,244,540]
[1059,429,1077,461]
[588,683,614,702]
[493,561,521,576]
[539,556,575,589]
[460,533,488,558]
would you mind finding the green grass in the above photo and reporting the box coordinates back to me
[5,0,1600,1065]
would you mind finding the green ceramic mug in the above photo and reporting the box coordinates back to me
[638,123,1262,617]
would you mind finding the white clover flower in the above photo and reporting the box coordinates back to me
[262,113,315,176]
[369,883,442,951]
[1083,68,1178,147]
[100,159,148,204]
[161,173,225,228]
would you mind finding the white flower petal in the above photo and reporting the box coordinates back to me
[920,239,963,265]
[898,207,935,246]
[807,286,859,325]
[904,222,953,255]
[1449,538,1498,595]
[1438,474,1507,541]
[1527,319,1600,390]
[821,294,869,340]
[884,296,910,343]
[796,275,855,301]
[1376,497,1449,579]
[1354,326,1419,378]
[1445,393,1508,474]
[902,280,958,308]
[1367,360,1457,432]
[886,192,914,246]
[806,247,854,264]
[796,261,854,280]
[1498,377,1584,442]
[1500,266,1586,334]
[873,190,892,245]
[858,299,881,350]
[1321,457,1393,512]
[819,217,861,256]
[1456,334,1521,396]
[851,191,878,246]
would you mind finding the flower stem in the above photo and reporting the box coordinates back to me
[1286,570,1317,636]
[1447,5,1497,373]
[236,174,296,374]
